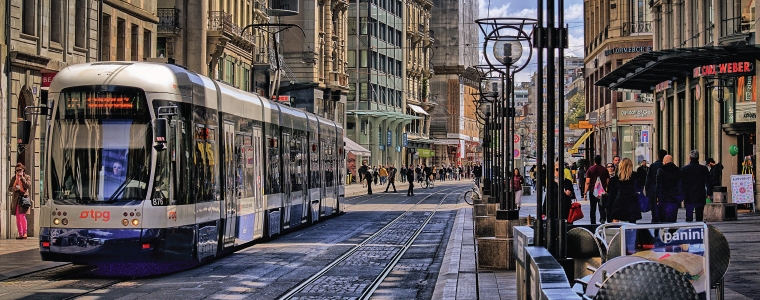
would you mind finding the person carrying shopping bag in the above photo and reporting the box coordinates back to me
[9,163,31,239]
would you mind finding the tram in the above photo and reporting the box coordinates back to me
[35,62,344,270]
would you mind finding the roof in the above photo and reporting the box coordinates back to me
[344,137,371,156]
[595,45,760,91]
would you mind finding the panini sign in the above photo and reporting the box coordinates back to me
[693,62,754,77]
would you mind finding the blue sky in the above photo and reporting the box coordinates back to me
[478,0,585,82]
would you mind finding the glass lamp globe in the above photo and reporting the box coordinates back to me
[493,40,523,65]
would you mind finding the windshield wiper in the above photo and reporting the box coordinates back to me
[108,165,144,201]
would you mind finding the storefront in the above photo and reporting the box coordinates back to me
[616,102,653,164]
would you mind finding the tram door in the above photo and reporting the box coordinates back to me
[222,122,237,248]
[253,127,264,239]
[282,132,292,229]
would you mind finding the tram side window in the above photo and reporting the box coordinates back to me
[236,134,255,198]
[290,130,302,192]
[194,126,218,202]
[310,133,320,189]
[323,134,334,188]
[265,124,281,194]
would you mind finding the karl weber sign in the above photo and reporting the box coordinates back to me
[604,46,653,56]
[693,62,755,77]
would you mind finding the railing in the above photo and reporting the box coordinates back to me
[622,21,652,36]
[157,8,181,35]
[721,16,751,37]
[208,11,255,45]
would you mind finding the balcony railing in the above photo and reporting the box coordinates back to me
[208,11,255,45]
[622,21,652,36]
[157,8,181,35]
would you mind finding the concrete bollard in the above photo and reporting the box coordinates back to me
[487,203,498,216]
[474,216,495,237]
[477,237,515,269]
[704,203,738,221]
[474,204,488,217]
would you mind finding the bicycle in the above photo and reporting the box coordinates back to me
[427,175,435,189]
[461,180,481,205]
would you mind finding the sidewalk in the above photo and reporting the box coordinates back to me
[0,236,68,280]
[433,185,760,299]
[344,177,475,197]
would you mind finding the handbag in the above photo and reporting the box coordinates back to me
[568,200,584,222]
[20,196,31,208]
[593,177,605,198]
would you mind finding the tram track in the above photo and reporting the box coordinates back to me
[0,263,133,300]
[276,185,462,300]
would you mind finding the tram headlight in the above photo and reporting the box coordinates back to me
[53,218,60,225]
[122,219,129,226]
[61,218,68,226]
[131,219,139,226]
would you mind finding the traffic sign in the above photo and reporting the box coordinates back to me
[514,135,520,144]
[514,149,520,157]
[641,130,649,143]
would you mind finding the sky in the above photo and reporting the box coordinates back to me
[478,0,586,82]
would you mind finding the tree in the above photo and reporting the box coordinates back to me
[564,91,585,127]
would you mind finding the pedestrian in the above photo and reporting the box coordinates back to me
[655,155,683,223]
[359,162,368,188]
[513,168,525,209]
[577,165,586,195]
[583,155,610,225]
[407,165,416,196]
[636,160,648,193]
[400,166,407,183]
[474,162,483,187]
[439,167,445,182]
[682,150,712,222]
[610,158,642,223]
[646,149,667,223]
[543,162,575,223]
[612,155,621,169]
[9,163,31,239]
[529,165,537,188]
[423,164,432,185]
[379,165,388,185]
[373,166,379,186]
[385,165,397,193]
[604,163,619,223]
[459,166,464,180]
[706,158,723,188]
[366,167,373,195]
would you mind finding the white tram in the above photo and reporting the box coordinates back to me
[37,62,344,269]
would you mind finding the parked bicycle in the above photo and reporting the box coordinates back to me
[462,179,480,205]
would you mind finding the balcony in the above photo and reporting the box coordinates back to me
[208,11,256,49]
[158,8,181,35]
[622,21,652,36]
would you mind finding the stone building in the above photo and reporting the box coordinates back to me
[280,0,350,124]
[429,0,478,167]
[156,0,271,93]
[596,0,760,201]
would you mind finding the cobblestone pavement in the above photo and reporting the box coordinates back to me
[0,182,471,300]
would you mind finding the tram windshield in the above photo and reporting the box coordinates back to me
[48,87,151,203]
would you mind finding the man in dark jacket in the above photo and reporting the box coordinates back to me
[707,158,723,187]
[636,160,648,190]
[584,155,609,224]
[655,155,682,223]
[646,150,667,223]
[358,162,368,188]
[407,165,416,196]
[682,151,712,222]
[365,168,373,195]
[385,165,397,193]
[400,166,407,183]
[474,162,483,187]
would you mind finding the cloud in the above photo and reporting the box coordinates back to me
[478,0,537,19]
[565,4,583,21]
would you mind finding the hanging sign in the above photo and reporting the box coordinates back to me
[403,133,408,147]
[387,131,392,146]
[42,72,57,88]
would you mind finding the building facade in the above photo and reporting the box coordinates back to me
[429,0,478,168]
[583,0,654,164]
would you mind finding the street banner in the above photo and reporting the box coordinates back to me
[403,133,408,147]
[459,140,465,158]
[731,174,754,204]
[621,223,710,296]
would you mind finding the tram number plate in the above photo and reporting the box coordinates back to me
[152,198,165,206]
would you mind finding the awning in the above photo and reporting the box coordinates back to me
[408,104,429,115]
[595,45,760,91]
[344,137,371,156]
[568,130,593,153]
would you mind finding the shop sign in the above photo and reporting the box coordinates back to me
[731,174,754,204]
[417,149,435,157]
[736,76,757,122]
[659,97,665,111]
[693,62,754,77]
[403,133,408,147]
[588,112,598,124]
[387,131,392,146]
[617,103,655,121]
[569,123,579,129]
[655,80,672,93]
[578,121,592,129]
[604,46,653,56]
[42,72,57,88]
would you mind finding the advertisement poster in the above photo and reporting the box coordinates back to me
[731,174,755,204]
[621,224,709,296]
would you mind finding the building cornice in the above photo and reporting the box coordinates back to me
[104,0,159,24]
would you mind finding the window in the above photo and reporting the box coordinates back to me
[360,83,368,100]
[242,63,250,91]
[50,0,62,43]
[348,50,356,68]
[360,18,368,34]
[75,0,86,47]
[117,18,126,60]
[348,18,356,34]
[131,25,140,61]
[22,0,34,35]
[349,83,356,101]
[101,15,111,60]
[143,29,151,60]
[360,50,368,68]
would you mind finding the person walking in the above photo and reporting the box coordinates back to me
[646,150,667,223]
[385,165,397,193]
[474,162,483,187]
[459,165,464,181]
[379,165,388,186]
[655,155,683,223]
[577,165,586,195]
[584,155,610,225]
[423,164,432,186]
[543,162,575,223]
[682,150,712,222]
[407,165,416,196]
[603,163,619,223]
[706,158,723,188]
[400,166,407,183]
[439,167,445,182]
[359,162,368,188]
[365,168,374,195]
[9,163,31,239]
[513,168,525,209]
[414,165,422,183]
[373,166,379,186]
[636,160,648,193]
[610,158,642,223]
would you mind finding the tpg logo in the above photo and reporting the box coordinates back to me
[79,210,110,221]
